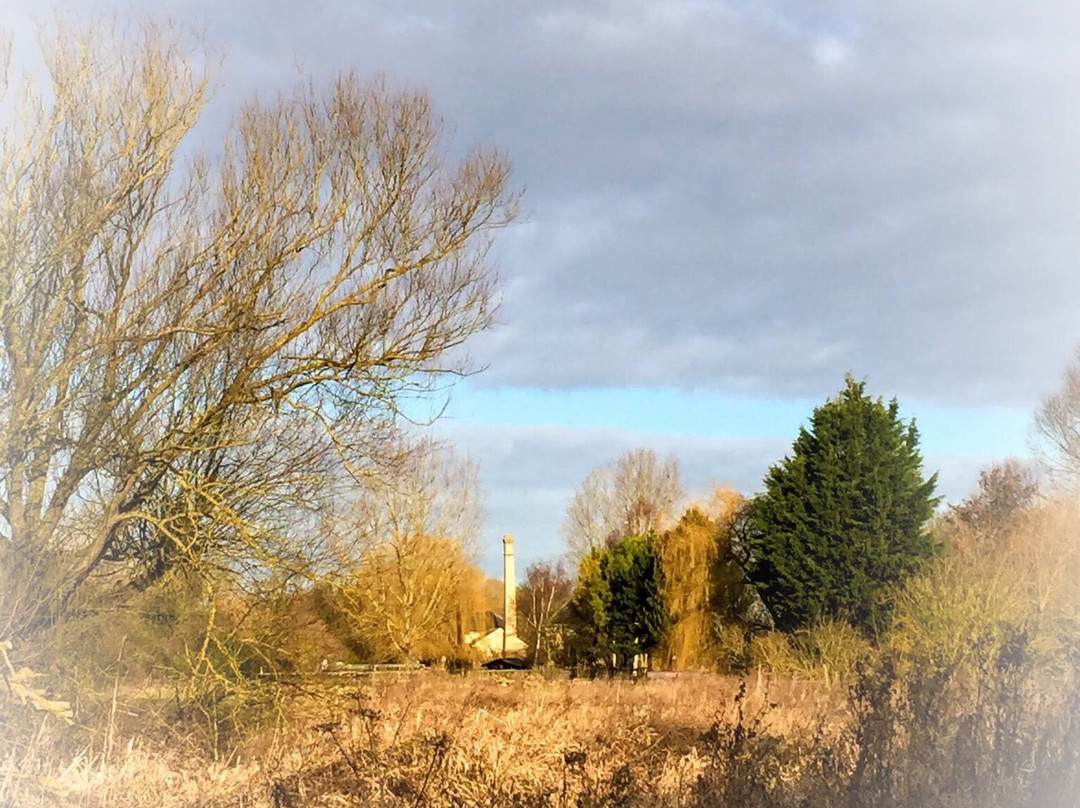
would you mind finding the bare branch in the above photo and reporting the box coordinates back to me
[0,20,516,642]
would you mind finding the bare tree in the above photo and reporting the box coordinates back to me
[517,560,573,665]
[946,459,1039,558]
[333,440,483,661]
[562,448,683,563]
[0,21,516,643]
[1034,348,1080,491]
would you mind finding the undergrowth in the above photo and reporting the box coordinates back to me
[3,628,1077,808]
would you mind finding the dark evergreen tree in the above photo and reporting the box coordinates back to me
[569,533,669,665]
[564,548,611,667]
[747,376,940,633]
[604,533,669,659]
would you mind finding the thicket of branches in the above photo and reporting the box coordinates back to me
[0,20,515,647]
[562,448,682,563]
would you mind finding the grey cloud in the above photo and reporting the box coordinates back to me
[5,0,1080,404]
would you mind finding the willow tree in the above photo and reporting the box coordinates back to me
[656,490,771,669]
[0,21,516,643]
[655,508,719,669]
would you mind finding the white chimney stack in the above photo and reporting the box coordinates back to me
[502,534,517,654]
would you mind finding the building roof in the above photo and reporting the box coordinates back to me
[465,627,527,660]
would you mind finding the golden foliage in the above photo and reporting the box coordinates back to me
[330,442,493,662]
[655,489,756,670]
[656,508,720,669]
[702,486,745,532]
[890,497,1080,671]
[338,535,477,661]
[749,620,873,687]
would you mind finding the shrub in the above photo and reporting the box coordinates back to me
[890,498,1080,675]
[749,620,873,686]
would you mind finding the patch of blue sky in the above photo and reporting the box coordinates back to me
[439,381,1033,460]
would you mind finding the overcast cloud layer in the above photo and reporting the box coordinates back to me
[3,1,1074,567]
[6,0,1080,403]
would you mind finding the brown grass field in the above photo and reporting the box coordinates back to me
[5,657,1077,808]
[3,671,848,807]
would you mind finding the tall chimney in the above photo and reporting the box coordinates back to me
[502,534,517,654]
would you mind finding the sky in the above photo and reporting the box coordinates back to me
[3,1,1077,574]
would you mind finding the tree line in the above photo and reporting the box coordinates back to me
[520,376,940,673]
[529,361,1080,676]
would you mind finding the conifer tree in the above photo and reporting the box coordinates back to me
[604,534,669,660]
[748,376,940,633]
[570,534,668,664]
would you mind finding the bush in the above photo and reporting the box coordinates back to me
[890,498,1080,676]
[749,620,874,686]
[712,622,752,674]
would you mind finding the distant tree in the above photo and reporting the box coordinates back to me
[656,507,720,669]
[560,551,609,669]
[604,534,669,661]
[334,442,484,661]
[701,486,746,529]
[563,449,683,564]
[1033,347,1080,489]
[747,377,940,633]
[517,561,573,665]
[709,495,777,634]
[570,534,668,666]
[945,459,1039,558]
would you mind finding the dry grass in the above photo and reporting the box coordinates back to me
[4,672,840,808]
[4,646,1079,808]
